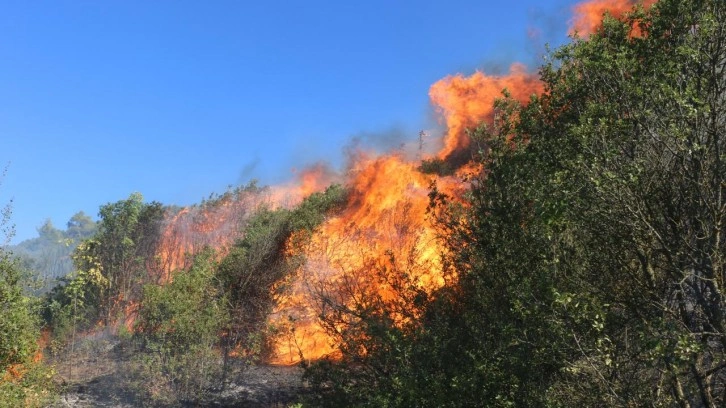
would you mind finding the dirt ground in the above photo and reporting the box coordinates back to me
[47,336,307,407]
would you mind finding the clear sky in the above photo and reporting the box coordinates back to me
[1,0,577,243]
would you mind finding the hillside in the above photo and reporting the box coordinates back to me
[2,0,725,407]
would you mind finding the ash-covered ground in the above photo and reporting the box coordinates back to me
[48,335,306,407]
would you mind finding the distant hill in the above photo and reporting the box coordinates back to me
[11,211,97,292]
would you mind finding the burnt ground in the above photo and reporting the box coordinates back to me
[47,335,307,407]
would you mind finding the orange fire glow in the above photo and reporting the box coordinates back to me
[156,163,337,283]
[156,190,268,282]
[269,153,464,364]
[1,330,47,382]
[269,163,340,208]
[569,0,657,36]
[141,64,544,367]
[429,63,542,161]
[147,2,558,368]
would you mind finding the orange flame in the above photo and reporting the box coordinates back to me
[267,65,543,365]
[156,164,336,282]
[148,14,555,368]
[156,189,271,282]
[269,153,464,364]
[569,0,657,36]
[267,60,544,362]
[1,330,48,382]
[429,63,542,160]
[269,163,340,208]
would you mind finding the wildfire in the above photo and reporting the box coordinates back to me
[569,0,657,36]
[1,330,47,382]
[269,163,340,207]
[429,63,542,161]
[156,188,269,282]
[269,153,463,364]
[156,163,338,284]
[267,63,543,363]
[144,0,642,367]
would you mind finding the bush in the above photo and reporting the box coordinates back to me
[0,218,56,406]
[129,250,227,405]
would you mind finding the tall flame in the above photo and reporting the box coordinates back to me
[268,64,543,363]
[269,153,464,364]
[141,0,628,368]
[429,63,542,161]
[269,163,340,208]
[156,190,266,282]
[569,0,657,36]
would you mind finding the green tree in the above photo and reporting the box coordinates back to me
[44,193,164,353]
[496,1,726,405]
[65,212,96,241]
[73,192,164,325]
[0,244,50,407]
[11,212,97,293]
[440,0,726,405]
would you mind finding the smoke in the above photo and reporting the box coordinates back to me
[348,126,409,153]
[526,3,575,58]
[342,126,443,165]
[237,156,261,185]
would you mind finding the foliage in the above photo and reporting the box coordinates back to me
[10,212,97,293]
[289,183,347,233]
[216,184,347,368]
[0,250,55,407]
[522,1,726,404]
[0,253,40,379]
[43,239,109,351]
[217,207,294,361]
[45,192,165,337]
[93,192,165,321]
[0,174,56,407]
[129,249,227,405]
[303,0,726,406]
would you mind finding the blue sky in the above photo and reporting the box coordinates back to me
[1,0,577,243]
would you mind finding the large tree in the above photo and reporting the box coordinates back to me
[81,192,164,324]
[46,193,164,337]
